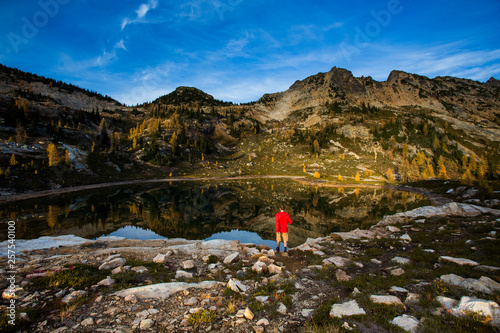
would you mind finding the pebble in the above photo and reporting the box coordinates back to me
[81,317,94,326]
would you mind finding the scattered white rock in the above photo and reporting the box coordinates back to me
[61,290,87,304]
[302,309,314,317]
[391,314,419,332]
[227,278,247,293]
[404,293,420,305]
[252,261,267,274]
[330,300,366,318]
[342,321,354,330]
[255,296,269,303]
[131,266,148,273]
[336,269,351,281]
[2,287,23,299]
[436,296,458,310]
[236,309,245,318]
[245,247,261,256]
[181,260,195,270]
[323,256,351,267]
[256,318,269,326]
[400,234,412,242]
[97,276,115,286]
[140,318,154,330]
[223,252,240,265]
[81,317,94,326]
[390,286,409,293]
[184,297,198,306]
[391,256,411,265]
[387,226,401,233]
[252,325,264,333]
[136,310,150,318]
[268,264,282,275]
[371,259,382,264]
[244,307,254,320]
[124,294,138,303]
[370,295,404,306]
[99,257,126,270]
[276,302,287,315]
[153,254,167,263]
[391,268,405,276]
[111,266,128,274]
[175,270,193,279]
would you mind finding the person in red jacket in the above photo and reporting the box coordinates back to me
[275,205,292,253]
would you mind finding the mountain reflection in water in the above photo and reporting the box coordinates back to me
[0,180,429,247]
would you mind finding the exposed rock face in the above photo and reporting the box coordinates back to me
[253,66,500,141]
[114,281,223,299]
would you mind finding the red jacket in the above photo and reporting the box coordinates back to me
[275,211,292,233]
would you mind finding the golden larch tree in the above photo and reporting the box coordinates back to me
[386,168,395,181]
[47,143,60,167]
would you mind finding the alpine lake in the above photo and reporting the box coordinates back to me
[0,179,430,248]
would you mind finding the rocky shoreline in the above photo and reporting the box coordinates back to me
[1,202,499,332]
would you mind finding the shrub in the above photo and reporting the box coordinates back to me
[188,309,217,325]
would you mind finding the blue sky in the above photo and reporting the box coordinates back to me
[1,0,499,105]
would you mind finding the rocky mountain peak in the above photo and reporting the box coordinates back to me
[387,70,412,82]
[156,86,232,107]
[486,77,500,87]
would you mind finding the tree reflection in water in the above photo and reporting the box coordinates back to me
[0,180,429,247]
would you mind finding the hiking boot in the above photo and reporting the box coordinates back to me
[284,247,288,253]
[276,247,280,253]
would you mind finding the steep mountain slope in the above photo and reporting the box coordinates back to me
[1,63,499,195]
[252,67,500,141]
[0,64,123,112]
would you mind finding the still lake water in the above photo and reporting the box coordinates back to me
[0,179,429,247]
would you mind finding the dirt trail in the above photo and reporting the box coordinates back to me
[0,175,305,204]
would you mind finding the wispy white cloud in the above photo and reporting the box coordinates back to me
[58,49,118,74]
[114,39,127,51]
[137,0,158,18]
[121,0,159,30]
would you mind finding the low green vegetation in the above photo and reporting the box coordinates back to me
[188,309,217,325]
[30,264,108,290]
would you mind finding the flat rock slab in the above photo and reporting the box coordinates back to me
[323,256,351,267]
[0,235,92,256]
[439,256,479,266]
[374,202,500,228]
[166,240,240,257]
[330,300,366,318]
[114,281,223,299]
[441,274,500,295]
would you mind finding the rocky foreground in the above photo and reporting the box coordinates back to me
[1,202,499,332]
